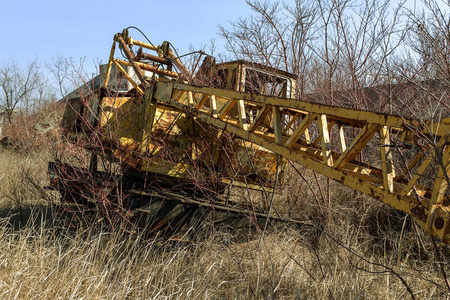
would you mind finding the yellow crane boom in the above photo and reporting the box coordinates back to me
[60,29,450,242]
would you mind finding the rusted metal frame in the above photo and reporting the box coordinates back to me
[286,140,384,181]
[400,152,434,197]
[145,109,184,157]
[112,60,143,95]
[272,106,283,145]
[156,103,182,112]
[333,124,379,170]
[165,48,192,79]
[285,113,318,149]
[380,126,396,193]
[173,90,186,101]
[103,41,116,88]
[396,145,432,181]
[115,59,178,79]
[142,87,157,151]
[128,38,158,52]
[425,146,450,236]
[252,131,327,163]
[195,94,210,110]
[341,169,383,185]
[282,112,301,135]
[156,96,450,241]
[130,189,305,224]
[249,105,273,133]
[312,120,337,148]
[172,90,386,183]
[170,82,449,137]
[318,114,334,166]
[144,87,158,134]
[136,48,171,66]
[430,145,450,205]
[221,179,275,193]
[116,35,148,86]
[236,64,249,130]
[401,129,416,143]
[288,137,399,189]
[153,82,450,240]
[288,108,366,129]
[218,98,237,120]
[100,97,129,128]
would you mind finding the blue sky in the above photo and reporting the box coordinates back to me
[0,0,445,74]
[0,0,254,68]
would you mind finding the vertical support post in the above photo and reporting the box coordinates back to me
[304,128,311,143]
[426,146,450,238]
[187,92,194,107]
[431,145,450,205]
[318,114,333,166]
[339,124,347,152]
[238,100,249,130]
[380,126,395,193]
[103,40,116,88]
[273,106,283,145]
[237,63,248,130]
[142,85,156,151]
[210,95,218,118]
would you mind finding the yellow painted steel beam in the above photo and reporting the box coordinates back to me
[318,114,333,167]
[430,146,450,206]
[170,83,450,137]
[103,41,116,88]
[339,124,347,152]
[112,60,143,95]
[115,59,178,79]
[282,112,301,135]
[210,95,218,118]
[116,35,148,86]
[128,38,158,52]
[272,106,283,145]
[333,124,378,170]
[396,145,431,181]
[312,120,336,148]
[249,105,272,133]
[380,126,396,193]
[400,153,434,197]
[195,94,210,110]
[284,113,317,149]
[218,98,237,120]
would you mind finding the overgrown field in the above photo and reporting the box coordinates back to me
[0,107,448,299]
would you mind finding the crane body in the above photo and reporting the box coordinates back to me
[51,29,450,242]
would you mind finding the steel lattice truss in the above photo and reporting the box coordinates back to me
[146,81,450,242]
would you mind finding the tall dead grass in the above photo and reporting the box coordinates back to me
[0,152,447,299]
[0,104,448,299]
[0,205,446,299]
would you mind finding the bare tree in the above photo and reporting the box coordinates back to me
[219,0,318,97]
[45,54,73,100]
[0,59,41,123]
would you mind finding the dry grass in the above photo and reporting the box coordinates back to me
[0,207,446,299]
[0,152,448,299]
[0,105,448,299]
